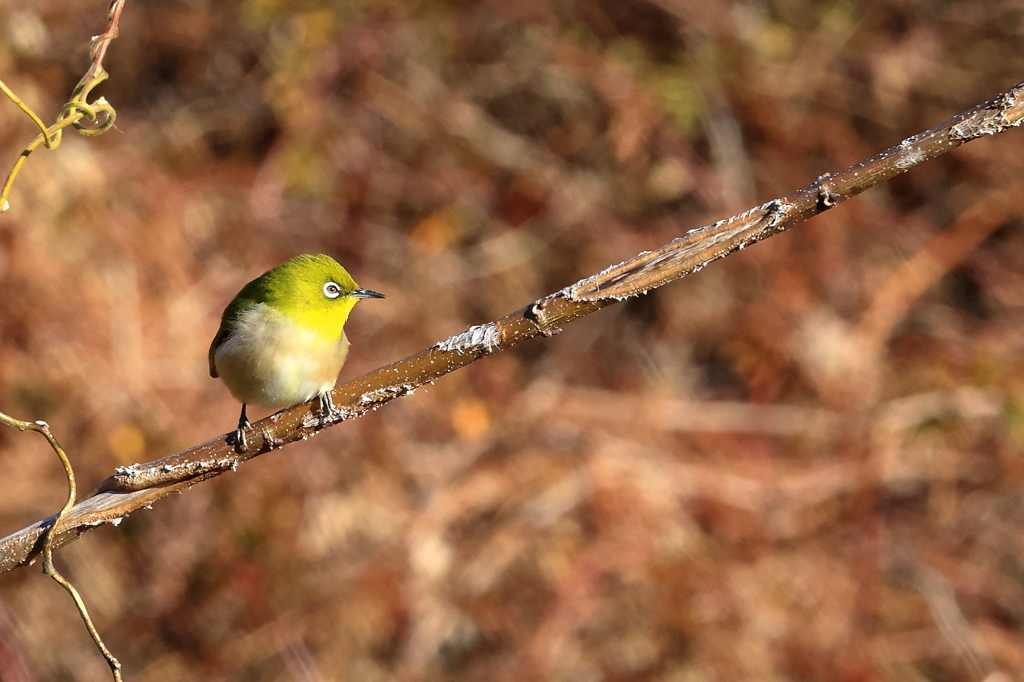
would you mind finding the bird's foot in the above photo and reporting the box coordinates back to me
[316,392,344,427]
[229,406,252,452]
[229,424,250,452]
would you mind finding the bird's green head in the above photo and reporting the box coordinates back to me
[240,254,384,335]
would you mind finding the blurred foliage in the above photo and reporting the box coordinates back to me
[2,0,1024,680]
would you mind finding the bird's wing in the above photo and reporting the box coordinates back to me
[208,295,257,378]
[210,271,274,378]
[208,324,229,378]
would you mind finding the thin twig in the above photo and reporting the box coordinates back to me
[81,0,126,87]
[0,412,122,681]
[0,0,126,212]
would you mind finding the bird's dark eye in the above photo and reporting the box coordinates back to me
[323,282,341,299]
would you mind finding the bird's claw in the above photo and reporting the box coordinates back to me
[229,425,248,452]
[230,408,252,452]
[316,392,343,427]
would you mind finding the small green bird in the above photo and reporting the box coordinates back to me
[209,254,385,447]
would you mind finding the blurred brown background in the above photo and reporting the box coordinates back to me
[2,0,1024,680]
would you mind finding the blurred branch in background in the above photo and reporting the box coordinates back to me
[0,0,124,212]
[855,180,1024,361]
[1,77,1021,576]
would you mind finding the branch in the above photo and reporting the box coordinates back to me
[2,78,1022,575]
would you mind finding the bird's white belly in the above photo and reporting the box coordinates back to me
[214,304,350,409]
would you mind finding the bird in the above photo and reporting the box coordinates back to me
[209,254,385,448]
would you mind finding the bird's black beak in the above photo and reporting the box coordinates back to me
[352,288,386,299]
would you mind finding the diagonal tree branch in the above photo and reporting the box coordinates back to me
[2,78,1022,576]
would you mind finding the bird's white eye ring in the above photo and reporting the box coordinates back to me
[323,282,341,299]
